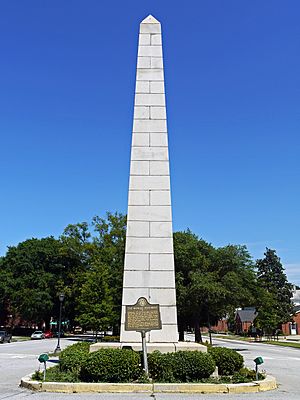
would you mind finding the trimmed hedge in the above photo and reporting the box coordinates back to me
[148,351,174,382]
[57,345,241,383]
[148,350,216,382]
[59,342,90,375]
[80,348,141,383]
[208,346,243,376]
[173,351,216,381]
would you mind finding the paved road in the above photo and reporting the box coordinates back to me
[210,337,300,397]
[206,337,300,399]
[0,336,299,399]
[0,337,74,398]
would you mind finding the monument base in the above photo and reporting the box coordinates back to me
[90,341,207,354]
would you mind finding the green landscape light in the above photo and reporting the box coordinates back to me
[38,353,49,380]
[254,356,264,380]
[38,353,49,363]
[254,356,264,365]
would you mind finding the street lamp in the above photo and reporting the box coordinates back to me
[54,293,65,354]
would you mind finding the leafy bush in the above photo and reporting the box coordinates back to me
[172,351,215,382]
[59,342,90,375]
[208,346,243,376]
[148,351,175,382]
[148,350,215,382]
[80,348,142,382]
[231,367,264,383]
[31,370,43,381]
[45,365,80,382]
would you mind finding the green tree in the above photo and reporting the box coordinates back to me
[174,230,215,341]
[75,259,114,339]
[0,213,125,331]
[60,212,126,334]
[92,212,126,334]
[59,222,94,327]
[0,238,68,327]
[174,231,257,342]
[255,248,293,333]
[0,258,14,326]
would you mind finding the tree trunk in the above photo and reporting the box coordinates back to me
[194,321,202,343]
[178,325,185,341]
[113,324,119,336]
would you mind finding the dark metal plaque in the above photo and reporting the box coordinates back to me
[125,297,162,332]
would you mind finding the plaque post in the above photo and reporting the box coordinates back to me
[141,330,149,375]
[125,297,162,375]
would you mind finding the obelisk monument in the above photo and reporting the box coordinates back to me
[91,15,206,353]
[120,15,178,343]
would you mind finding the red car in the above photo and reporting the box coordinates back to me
[44,330,54,339]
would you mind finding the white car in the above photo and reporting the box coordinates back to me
[31,330,45,340]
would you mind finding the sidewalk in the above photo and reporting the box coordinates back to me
[283,335,300,342]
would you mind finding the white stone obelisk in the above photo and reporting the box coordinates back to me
[120,15,178,343]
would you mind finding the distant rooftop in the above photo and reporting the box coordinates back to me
[236,307,257,323]
[293,304,300,314]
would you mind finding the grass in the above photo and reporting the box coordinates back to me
[263,341,300,349]
[32,366,80,383]
[12,336,31,342]
[202,334,251,342]
[204,334,300,349]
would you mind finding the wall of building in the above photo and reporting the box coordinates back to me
[282,313,300,335]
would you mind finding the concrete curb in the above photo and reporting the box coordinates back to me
[20,374,277,394]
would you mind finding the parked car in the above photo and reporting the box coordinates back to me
[0,330,12,343]
[44,330,54,339]
[31,331,45,340]
[74,326,83,334]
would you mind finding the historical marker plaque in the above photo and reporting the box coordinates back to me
[125,297,162,332]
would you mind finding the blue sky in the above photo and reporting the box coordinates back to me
[0,1,299,284]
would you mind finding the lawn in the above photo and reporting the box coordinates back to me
[206,334,300,349]
[263,341,300,349]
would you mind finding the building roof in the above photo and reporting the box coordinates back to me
[236,308,257,323]
[293,304,300,314]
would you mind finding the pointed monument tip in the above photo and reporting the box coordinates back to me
[141,14,160,24]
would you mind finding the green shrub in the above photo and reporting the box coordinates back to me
[232,367,264,383]
[208,346,243,376]
[172,351,215,382]
[148,350,215,382]
[31,370,43,381]
[45,365,80,382]
[148,351,175,382]
[80,348,142,382]
[59,342,90,375]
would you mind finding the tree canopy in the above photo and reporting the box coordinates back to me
[174,230,258,341]
[0,213,294,341]
[255,248,293,333]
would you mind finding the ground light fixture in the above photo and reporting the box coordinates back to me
[38,353,49,380]
[54,292,65,354]
[254,356,264,380]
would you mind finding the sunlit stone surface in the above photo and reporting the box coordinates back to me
[120,15,178,343]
